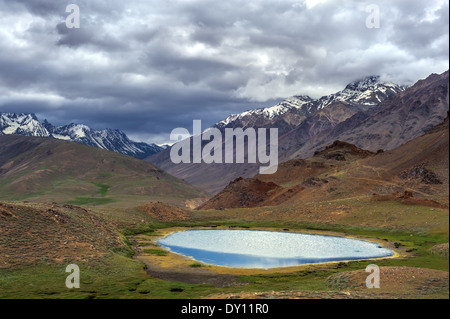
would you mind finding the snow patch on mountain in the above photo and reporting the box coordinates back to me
[0,113,162,159]
[0,113,50,137]
[216,76,406,128]
[217,95,313,128]
[316,75,405,108]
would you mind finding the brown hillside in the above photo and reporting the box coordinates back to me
[372,191,447,209]
[314,140,376,161]
[197,178,280,210]
[198,115,449,210]
[257,159,332,185]
[138,201,191,222]
[0,135,205,206]
[0,202,124,268]
[362,113,449,200]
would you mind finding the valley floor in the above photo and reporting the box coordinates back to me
[0,197,448,299]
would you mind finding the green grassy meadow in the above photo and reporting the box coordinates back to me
[1,215,448,299]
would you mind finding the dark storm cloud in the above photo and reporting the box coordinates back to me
[9,0,64,16]
[0,0,448,144]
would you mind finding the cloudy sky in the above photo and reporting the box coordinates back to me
[0,0,448,144]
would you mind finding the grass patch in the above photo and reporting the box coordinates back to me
[143,249,168,256]
[66,197,115,206]
[122,225,157,236]
[91,182,111,196]
[0,254,148,299]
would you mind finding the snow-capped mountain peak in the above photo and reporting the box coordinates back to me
[217,95,314,128]
[216,76,406,129]
[59,123,89,138]
[261,95,314,119]
[0,113,163,159]
[319,75,405,107]
[344,75,381,91]
[0,112,50,137]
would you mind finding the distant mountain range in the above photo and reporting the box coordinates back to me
[216,75,405,130]
[0,113,163,159]
[148,71,449,194]
[2,71,448,196]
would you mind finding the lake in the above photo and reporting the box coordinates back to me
[157,229,394,269]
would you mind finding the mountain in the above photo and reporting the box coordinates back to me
[199,113,449,210]
[0,113,49,136]
[0,113,162,159]
[147,75,407,194]
[0,134,205,206]
[285,70,449,160]
[216,95,315,132]
[216,75,404,132]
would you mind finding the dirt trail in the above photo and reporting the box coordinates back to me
[350,176,433,197]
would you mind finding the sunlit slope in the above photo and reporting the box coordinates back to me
[0,135,205,206]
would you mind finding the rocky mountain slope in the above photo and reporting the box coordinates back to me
[0,113,162,159]
[148,72,448,194]
[285,70,449,160]
[199,113,449,210]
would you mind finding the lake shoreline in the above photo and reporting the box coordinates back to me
[132,226,402,276]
